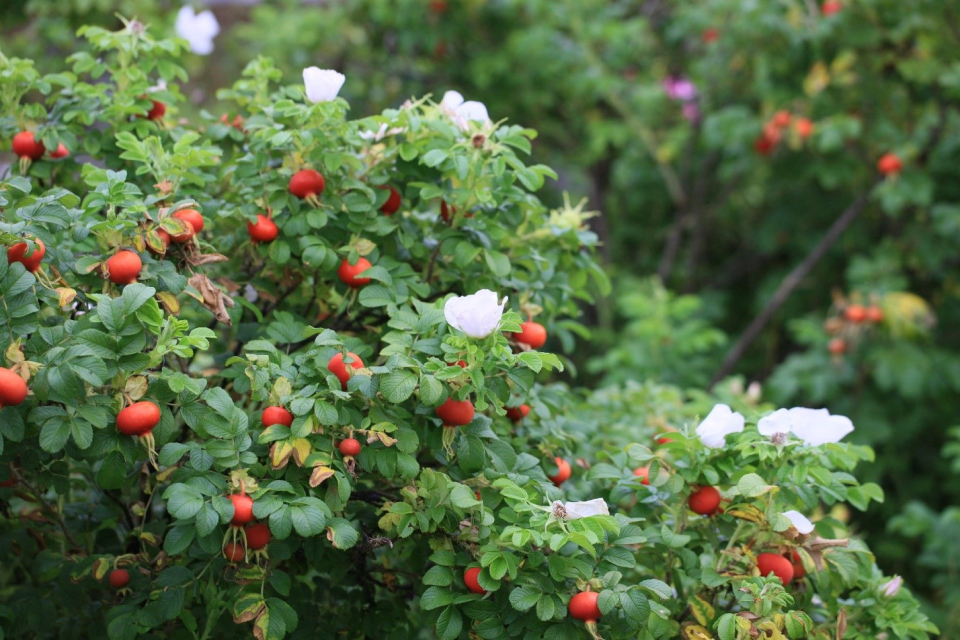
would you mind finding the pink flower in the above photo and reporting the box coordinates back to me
[663,76,698,102]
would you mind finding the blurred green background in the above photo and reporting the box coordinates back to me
[4,0,960,632]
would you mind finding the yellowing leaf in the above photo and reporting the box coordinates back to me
[157,291,180,315]
[725,504,765,523]
[309,465,336,487]
[680,623,715,640]
[55,287,77,307]
[291,438,311,467]
[804,62,830,96]
[690,595,715,626]
[124,375,148,401]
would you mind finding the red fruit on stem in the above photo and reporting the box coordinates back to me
[328,352,364,389]
[844,304,866,323]
[791,550,806,580]
[878,153,902,175]
[633,466,650,485]
[513,321,547,349]
[173,209,204,234]
[0,368,29,407]
[689,486,722,515]
[338,257,372,288]
[440,200,455,221]
[289,169,326,199]
[455,360,467,368]
[436,397,475,426]
[865,305,884,323]
[505,404,530,422]
[772,110,792,128]
[261,406,293,428]
[568,591,601,622]
[146,99,166,121]
[794,117,814,139]
[828,337,847,355]
[245,523,271,550]
[379,186,402,215]
[106,250,142,285]
[339,438,362,457]
[108,569,130,589]
[247,215,279,243]
[821,1,842,16]
[757,552,795,584]
[229,494,255,526]
[50,143,70,159]
[12,131,45,160]
[430,0,448,14]
[7,239,45,272]
[754,135,776,156]
[702,28,719,43]
[116,401,161,436]
[223,542,245,562]
[549,457,571,486]
[463,567,486,594]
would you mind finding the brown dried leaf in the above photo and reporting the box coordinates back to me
[55,287,77,307]
[309,465,336,487]
[836,607,847,640]
[187,252,229,266]
[375,431,398,447]
[188,273,235,325]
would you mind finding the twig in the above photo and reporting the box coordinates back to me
[710,189,874,386]
[19,476,86,554]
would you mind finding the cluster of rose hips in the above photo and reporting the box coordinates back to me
[825,299,884,356]
[754,110,814,156]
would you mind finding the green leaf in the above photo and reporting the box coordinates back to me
[509,586,540,611]
[737,473,776,498]
[423,565,454,587]
[436,606,462,640]
[380,369,418,403]
[421,586,454,611]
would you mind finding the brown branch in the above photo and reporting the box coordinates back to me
[709,188,874,387]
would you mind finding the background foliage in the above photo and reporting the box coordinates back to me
[2,0,960,636]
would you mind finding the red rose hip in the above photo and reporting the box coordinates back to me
[247,215,279,243]
[7,239,45,273]
[689,486,721,515]
[463,567,486,594]
[379,186,402,215]
[229,494,255,526]
[0,368,29,407]
[261,406,294,428]
[245,523,271,550]
[513,321,547,349]
[328,352,364,389]
[108,568,130,589]
[12,131,45,160]
[757,552,795,584]
[106,250,142,285]
[289,169,326,199]
[338,257,372,288]
[568,591,601,622]
[116,401,161,436]
[505,404,530,422]
[436,397,475,426]
[339,438,362,457]
[548,457,571,486]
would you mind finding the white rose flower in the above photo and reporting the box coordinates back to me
[303,67,346,103]
[444,290,507,339]
[758,408,792,437]
[440,90,490,129]
[552,498,609,520]
[782,510,815,534]
[696,404,745,448]
[787,407,854,446]
[881,575,903,597]
[175,6,220,56]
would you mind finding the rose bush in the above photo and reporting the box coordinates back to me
[0,18,938,640]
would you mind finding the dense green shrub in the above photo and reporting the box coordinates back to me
[0,18,940,640]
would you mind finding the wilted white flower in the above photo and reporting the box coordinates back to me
[303,67,346,103]
[696,404,745,448]
[782,510,815,534]
[440,90,490,130]
[552,498,609,520]
[881,575,903,598]
[788,408,854,446]
[243,284,259,303]
[444,290,506,339]
[358,123,408,142]
[175,6,220,56]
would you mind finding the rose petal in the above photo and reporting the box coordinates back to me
[782,510,815,534]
